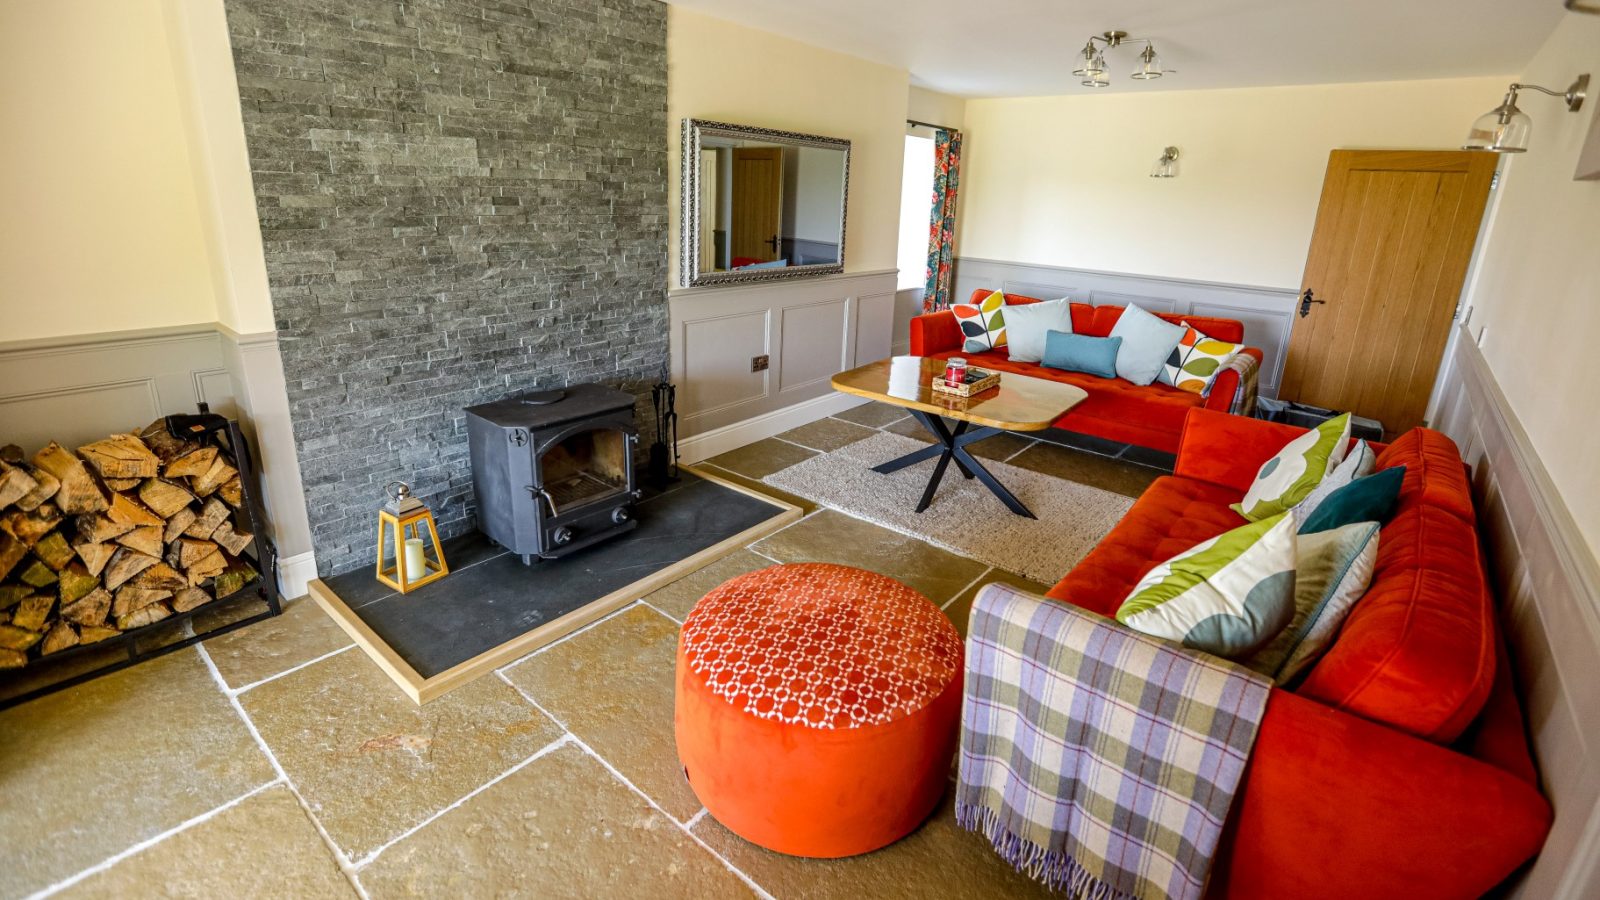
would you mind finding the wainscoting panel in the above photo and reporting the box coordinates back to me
[1432,326,1600,899]
[0,326,235,451]
[669,269,898,438]
[953,257,1298,397]
[892,286,922,356]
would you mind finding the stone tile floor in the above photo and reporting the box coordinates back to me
[0,407,1163,899]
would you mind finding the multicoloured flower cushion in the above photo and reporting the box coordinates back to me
[952,290,1008,353]
[1161,323,1244,393]
[1232,413,1352,521]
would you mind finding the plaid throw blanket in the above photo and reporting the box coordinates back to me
[1202,351,1259,418]
[956,583,1272,900]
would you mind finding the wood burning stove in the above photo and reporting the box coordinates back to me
[466,384,641,563]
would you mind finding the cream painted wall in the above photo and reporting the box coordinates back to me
[0,0,220,341]
[667,7,910,286]
[958,76,1510,289]
[908,85,967,131]
[1461,13,1600,559]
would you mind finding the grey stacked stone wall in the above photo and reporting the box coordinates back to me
[225,0,668,575]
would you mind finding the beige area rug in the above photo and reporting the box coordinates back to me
[765,432,1135,585]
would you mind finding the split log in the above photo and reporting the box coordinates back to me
[163,446,217,480]
[170,539,220,570]
[106,493,163,529]
[73,539,117,577]
[0,624,42,651]
[60,587,111,626]
[58,561,100,604]
[79,625,120,644]
[77,434,160,480]
[105,477,142,491]
[162,507,198,544]
[12,594,52,631]
[0,584,31,609]
[2,504,62,546]
[102,548,159,592]
[0,445,21,464]
[132,562,187,594]
[116,602,171,630]
[213,555,260,598]
[19,560,57,588]
[138,478,195,519]
[0,648,24,668]
[171,586,213,613]
[184,546,227,585]
[185,498,230,541]
[218,475,244,508]
[138,420,194,464]
[33,531,75,571]
[13,464,59,512]
[190,457,238,499]
[0,461,39,510]
[41,622,78,655]
[114,524,163,558]
[211,519,254,556]
[31,442,107,515]
[0,532,27,581]
[76,513,136,544]
[112,585,171,619]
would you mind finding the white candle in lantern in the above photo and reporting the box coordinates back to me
[403,538,426,582]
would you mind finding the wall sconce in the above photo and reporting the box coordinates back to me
[1463,75,1589,153]
[1151,146,1180,178]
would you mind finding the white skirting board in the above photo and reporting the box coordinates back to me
[276,550,318,601]
[676,391,866,465]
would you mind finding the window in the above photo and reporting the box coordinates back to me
[896,133,936,291]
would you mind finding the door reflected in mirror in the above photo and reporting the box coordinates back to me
[682,120,849,287]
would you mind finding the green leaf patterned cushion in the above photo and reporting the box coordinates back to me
[1159,323,1243,392]
[1231,413,1352,521]
[952,291,1008,353]
[1244,521,1380,684]
[1117,513,1298,659]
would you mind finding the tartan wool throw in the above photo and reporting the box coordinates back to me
[955,583,1272,900]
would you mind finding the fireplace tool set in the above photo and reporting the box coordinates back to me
[648,366,679,487]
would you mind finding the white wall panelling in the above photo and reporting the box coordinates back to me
[952,257,1298,398]
[670,269,898,441]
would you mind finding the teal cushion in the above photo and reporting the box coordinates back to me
[1042,332,1121,378]
[1299,465,1406,534]
[1108,303,1188,386]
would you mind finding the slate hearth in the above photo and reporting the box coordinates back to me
[319,472,789,682]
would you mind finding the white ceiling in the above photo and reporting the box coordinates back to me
[667,0,1565,97]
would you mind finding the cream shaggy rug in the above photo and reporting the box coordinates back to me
[765,432,1136,585]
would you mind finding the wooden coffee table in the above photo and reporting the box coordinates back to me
[831,357,1087,519]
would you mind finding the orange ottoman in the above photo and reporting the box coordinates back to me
[674,562,963,858]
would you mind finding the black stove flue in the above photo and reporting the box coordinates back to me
[465,384,640,563]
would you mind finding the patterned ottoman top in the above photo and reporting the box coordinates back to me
[680,563,963,730]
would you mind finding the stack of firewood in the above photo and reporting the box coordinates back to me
[0,420,260,669]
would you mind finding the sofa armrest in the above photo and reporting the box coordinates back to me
[1212,688,1551,899]
[909,310,963,356]
[1174,407,1309,493]
[1202,347,1263,416]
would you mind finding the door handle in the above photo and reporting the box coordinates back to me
[1298,289,1326,318]
[764,234,779,250]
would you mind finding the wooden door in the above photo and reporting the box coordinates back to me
[1280,150,1497,434]
[731,147,783,264]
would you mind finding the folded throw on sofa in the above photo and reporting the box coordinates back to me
[956,583,1272,900]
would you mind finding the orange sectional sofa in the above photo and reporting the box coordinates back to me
[989,408,1552,897]
[910,289,1265,453]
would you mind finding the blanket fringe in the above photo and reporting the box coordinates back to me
[955,801,1140,900]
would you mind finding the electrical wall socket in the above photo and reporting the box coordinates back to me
[751,355,769,372]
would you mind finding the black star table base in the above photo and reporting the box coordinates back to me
[871,409,1035,518]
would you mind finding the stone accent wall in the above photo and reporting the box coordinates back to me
[225,0,668,575]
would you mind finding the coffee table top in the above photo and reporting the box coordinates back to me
[831,357,1087,432]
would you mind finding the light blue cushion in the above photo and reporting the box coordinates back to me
[1042,332,1121,379]
[1108,304,1187,385]
[1003,299,1073,363]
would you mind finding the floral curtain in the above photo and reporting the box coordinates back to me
[922,128,962,312]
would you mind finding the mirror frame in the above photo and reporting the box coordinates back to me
[680,118,851,288]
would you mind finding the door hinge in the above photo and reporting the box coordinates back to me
[1490,170,1501,190]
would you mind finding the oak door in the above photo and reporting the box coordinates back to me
[731,147,783,264]
[1280,150,1497,435]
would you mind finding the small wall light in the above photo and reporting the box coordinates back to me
[1464,75,1589,153]
[1151,146,1180,178]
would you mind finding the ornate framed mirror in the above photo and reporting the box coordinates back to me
[680,119,850,288]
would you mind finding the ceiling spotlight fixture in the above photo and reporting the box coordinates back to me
[1072,31,1173,88]
[1151,146,1180,178]
[1463,74,1589,153]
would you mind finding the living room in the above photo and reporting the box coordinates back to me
[0,0,1595,896]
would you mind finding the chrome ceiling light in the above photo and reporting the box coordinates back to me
[1071,31,1173,88]
[1464,74,1589,153]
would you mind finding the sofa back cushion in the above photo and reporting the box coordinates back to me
[963,289,1098,340]
[1086,304,1247,345]
[1295,428,1496,743]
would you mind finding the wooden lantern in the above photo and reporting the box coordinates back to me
[375,482,448,593]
